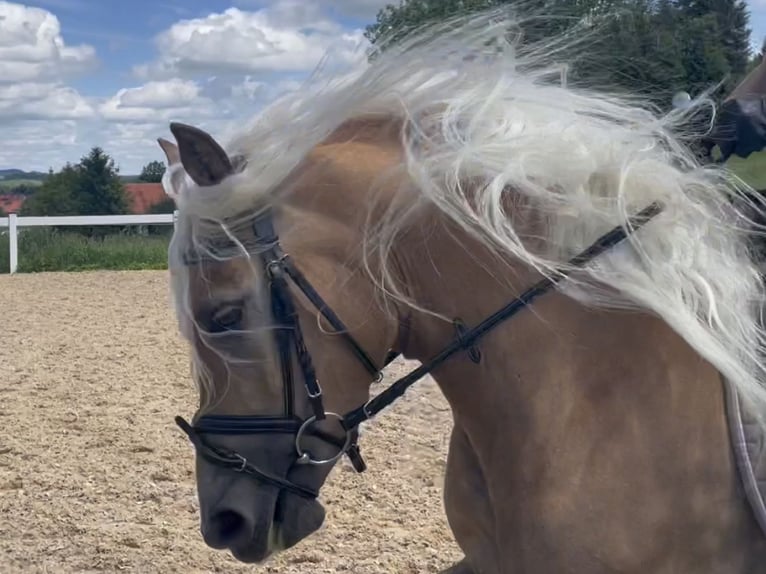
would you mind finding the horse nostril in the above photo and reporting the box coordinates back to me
[208,510,248,547]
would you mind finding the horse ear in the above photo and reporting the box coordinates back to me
[157,137,180,166]
[169,122,234,187]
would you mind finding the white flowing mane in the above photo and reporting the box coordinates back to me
[167,8,766,423]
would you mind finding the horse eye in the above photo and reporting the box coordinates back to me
[210,304,244,332]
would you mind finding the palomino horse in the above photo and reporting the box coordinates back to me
[158,12,766,573]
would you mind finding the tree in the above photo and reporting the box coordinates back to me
[364,0,753,108]
[74,147,129,216]
[676,0,751,93]
[364,0,614,51]
[20,163,82,217]
[365,0,501,48]
[20,147,130,236]
[677,13,730,96]
[6,183,38,196]
[139,160,166,183]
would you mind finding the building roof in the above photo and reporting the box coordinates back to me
[123,183,167,214]
[0,183,168,215]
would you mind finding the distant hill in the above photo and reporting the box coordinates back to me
[0,169,141,190]
[0,168,48,185]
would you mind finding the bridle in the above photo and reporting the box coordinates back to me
[175,201,663,499]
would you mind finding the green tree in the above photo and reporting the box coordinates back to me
[677,13,730,96]
[138,160,166,183]
[677,0,751,93]
[364,0,615,50]
[364,0,753,107]
[75,147,129,216]
[20,163,82,217]
[7,183,38,196]
[365,0,500,48]
[20,147,130,236]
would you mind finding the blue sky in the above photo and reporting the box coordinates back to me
[2,0,766,174]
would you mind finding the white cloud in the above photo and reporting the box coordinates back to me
[99,78,216,122]
[134,5,366,80]
[0,0,381,174]
[118,79,200,109]
[0,2,96,125]
[0,82,93,119]
[0,1,97,84]
[0,119,79,170]
[96,75,298,127]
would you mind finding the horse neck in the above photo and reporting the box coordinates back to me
[392,209,729,461]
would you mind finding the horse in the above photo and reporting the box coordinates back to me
[157,11,766,573]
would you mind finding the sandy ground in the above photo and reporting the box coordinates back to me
[0,270,463,573]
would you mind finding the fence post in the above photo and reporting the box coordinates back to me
[9,213,18,274]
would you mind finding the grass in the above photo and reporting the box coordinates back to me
[725,150,766,190]
[0,228,171,274]
[0,179,43,190]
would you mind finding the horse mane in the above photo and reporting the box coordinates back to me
[168,7,766,424]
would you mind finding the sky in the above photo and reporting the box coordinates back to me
[3,0,766,175]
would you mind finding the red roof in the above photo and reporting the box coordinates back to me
[0,194,25,214]
[0,184,168,215]
[124,183,166,214]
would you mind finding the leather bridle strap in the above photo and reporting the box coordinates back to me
[175,416,319,498]
[280,256,387,378]
[342,201,664,430]
[253,213,384,381]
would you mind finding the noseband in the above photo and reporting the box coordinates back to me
[175,201,663,499]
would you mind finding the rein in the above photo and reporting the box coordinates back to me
[175,201,663,498]
[342,201,663,429]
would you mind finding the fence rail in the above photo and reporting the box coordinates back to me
[0,212,178,274]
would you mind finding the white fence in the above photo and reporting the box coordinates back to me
[0,212,178,274]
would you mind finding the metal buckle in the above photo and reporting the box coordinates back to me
[307,379,323,399]
[362,400,374,421]
[234,453,248,472]
[266,254,289,279]
[294,412,353,466]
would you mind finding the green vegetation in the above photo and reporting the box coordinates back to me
[0,147,174,274]
[726,150,766,190]
[21,147,129,220]
[139,160,166,183]
[0,179,43,191]
[0,228,170,274]
[0,168,47,180]
[366,0,755,107]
